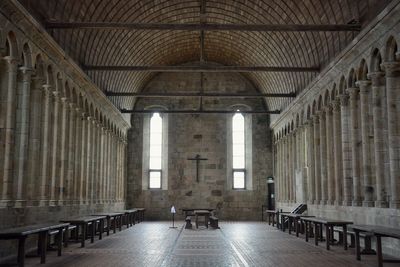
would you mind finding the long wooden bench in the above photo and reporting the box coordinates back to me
[0,223,69,267]
[350,224,400,267]
[48,224,77,248]
[91,212,124,236]
[60,216,106,247]
[334,227,375,254]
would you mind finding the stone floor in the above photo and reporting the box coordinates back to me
[18,221,400,267]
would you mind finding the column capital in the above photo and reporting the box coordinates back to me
[304,119,313,127]
[42,84,52,94]
[87,116,92,122]
[313,114,320,123]
[356,80,371,94]
[19,66,33,75]
[324,105,333,114]
[381,61,400,77]
[332,99,341,112]
[60,96,68,103]
[346,87,359,99]
[367,71,385,86]
[69,102,76,110]
[3,55,19,66]
[338,93,349,106]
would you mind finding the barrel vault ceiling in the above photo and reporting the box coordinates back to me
[17,0,391,112]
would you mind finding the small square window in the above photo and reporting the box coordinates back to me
[233,170,245,189]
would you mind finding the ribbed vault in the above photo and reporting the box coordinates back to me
[18,0,389,111]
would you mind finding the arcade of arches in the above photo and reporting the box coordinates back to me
[0,0,400,266]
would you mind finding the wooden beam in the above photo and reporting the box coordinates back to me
[121,109,280,114]
[46,22,361,32]
[85,65,319,73]
[105,92,296,98]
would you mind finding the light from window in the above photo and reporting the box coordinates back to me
[232,112,245,189]
[149,113,162,188]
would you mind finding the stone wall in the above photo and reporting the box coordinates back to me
[127,71,273,220]
[0,2,129,260]
[272,1,400,256]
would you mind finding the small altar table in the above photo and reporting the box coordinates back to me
[194,210,211,229]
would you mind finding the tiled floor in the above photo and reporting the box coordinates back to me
[21,221,400,267]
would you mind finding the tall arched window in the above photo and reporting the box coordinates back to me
[149,112,162,188]
[232,112,246,189]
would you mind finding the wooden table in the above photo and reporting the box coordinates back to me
[350,224,400,267]
[182,208,215,217]
[194,210,211,229]
[286,214,315,237]
[92,212,124,235]
[132,208,145,222]
[60,216,106,247]
[120,209,138,227]
[265,210,279,227]
[0,223,69,267]
[301,217,353,250]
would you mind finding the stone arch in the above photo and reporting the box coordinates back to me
[21,43,32,68]
[55,72,64,95]
[347,68,357,88]
[228,103,252,111]
[317,94,323,111]
[143,104,168,111]
[64,81,71,100]
[306,105,312,121]
[323,89,330,107]
[5,31,18,58]
[46,65,55,87]
[357,59,369,81]
[338,76,346,95]
[370,48,383,72]
[295,113,300,128]
[312,99,318,115]
[384,36,398,62]
[330,83,337,100]
[33,54,45,79]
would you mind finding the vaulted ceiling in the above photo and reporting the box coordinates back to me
[18,0,390,112]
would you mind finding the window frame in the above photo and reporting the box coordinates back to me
[232,169,246,190]
[148,112,163,189]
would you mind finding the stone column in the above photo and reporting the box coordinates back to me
[27,77,43,203]
[313,115,321,204]
[50,91,60,204]
[306,120,315,204]
[290,132,296,202]
[332,99,343,205]
[96,122,102,203]
[382,61,400,208]
[86,116,92,203]
[1,56,18,204]
[13,66,32,205]
[319,111,327,205]
[101,126,106,203]
[67,103,76,204]
[58,96,69,205]
[74,107,81,204]
[80,112,87,204]
[325,106,335,205]
[106,129,111,202]
[357,80,374,207]
[339,94,352,206]
[347,87,362,206]
[39,84,52,204]
[368,71,388,207]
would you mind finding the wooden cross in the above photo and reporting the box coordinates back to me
[187,154,208,182]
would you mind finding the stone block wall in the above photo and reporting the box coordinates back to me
[127,71,273,220]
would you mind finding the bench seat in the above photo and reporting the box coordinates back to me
[209,216,219,229]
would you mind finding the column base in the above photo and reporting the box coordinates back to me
[333,200,342,206]
[390,201,400,209]
[0,200,14,208]
[48,200,58,206]
[13,200,27,208]
[374,200,388,208]
[326,200,334,205]
[342,200,352,206]
[352,200,362,206]
[319,200,327,205]
[362,200,374,207]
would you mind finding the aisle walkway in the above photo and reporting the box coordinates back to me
[24,221,399,267]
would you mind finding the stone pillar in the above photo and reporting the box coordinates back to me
[106,129,111,202]
[332,99,343,205]
[86,116,92,203]
[96,122,102,203]
[290,132,296,202]
[347,87,362,206]
[27,77,43,203]
[49,91,60,204]
[101,126,106,203]
[368,71,388,207]
[306,120,315,204]
[67,103,76,204]
[80,112,87,204]
[39,84,52,204]
[382,61,400,208]
[313,115,321,204]
[339,94,352,206]
[58,96,69,205]
[325,106,335,205]
[1,56,18,204]
[319,111,327,205]
[13,66,32,205]
[357,80,374,207]
[74,107,81,204]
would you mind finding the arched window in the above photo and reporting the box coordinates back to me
[232,112,246,189]
[149,112,162,188]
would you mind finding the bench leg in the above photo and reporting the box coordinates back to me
[39,231,47,264]
[17,237,26,267]
[377,235,383,267]
[361,236,376,255]
[99,219,103,240]
[91,222,95,243]
[343,225,348,250]
[326,225,330,250]
[57,228,63,256]
[305,221,309,242]
[355,230,361,261]
[315,223,318,246]
[81,224,86,248]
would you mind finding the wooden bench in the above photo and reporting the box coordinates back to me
[132,208,145,222]
[334,227,375,254]
[301,217,353,250]
[185,216,192,229]
[120,209,138,227]
[91,212,124,236]
[209,216,219,229]
[60,216,106,247]
[0,222,69,267]
[48,224,77,248]
[350,224,400,267]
